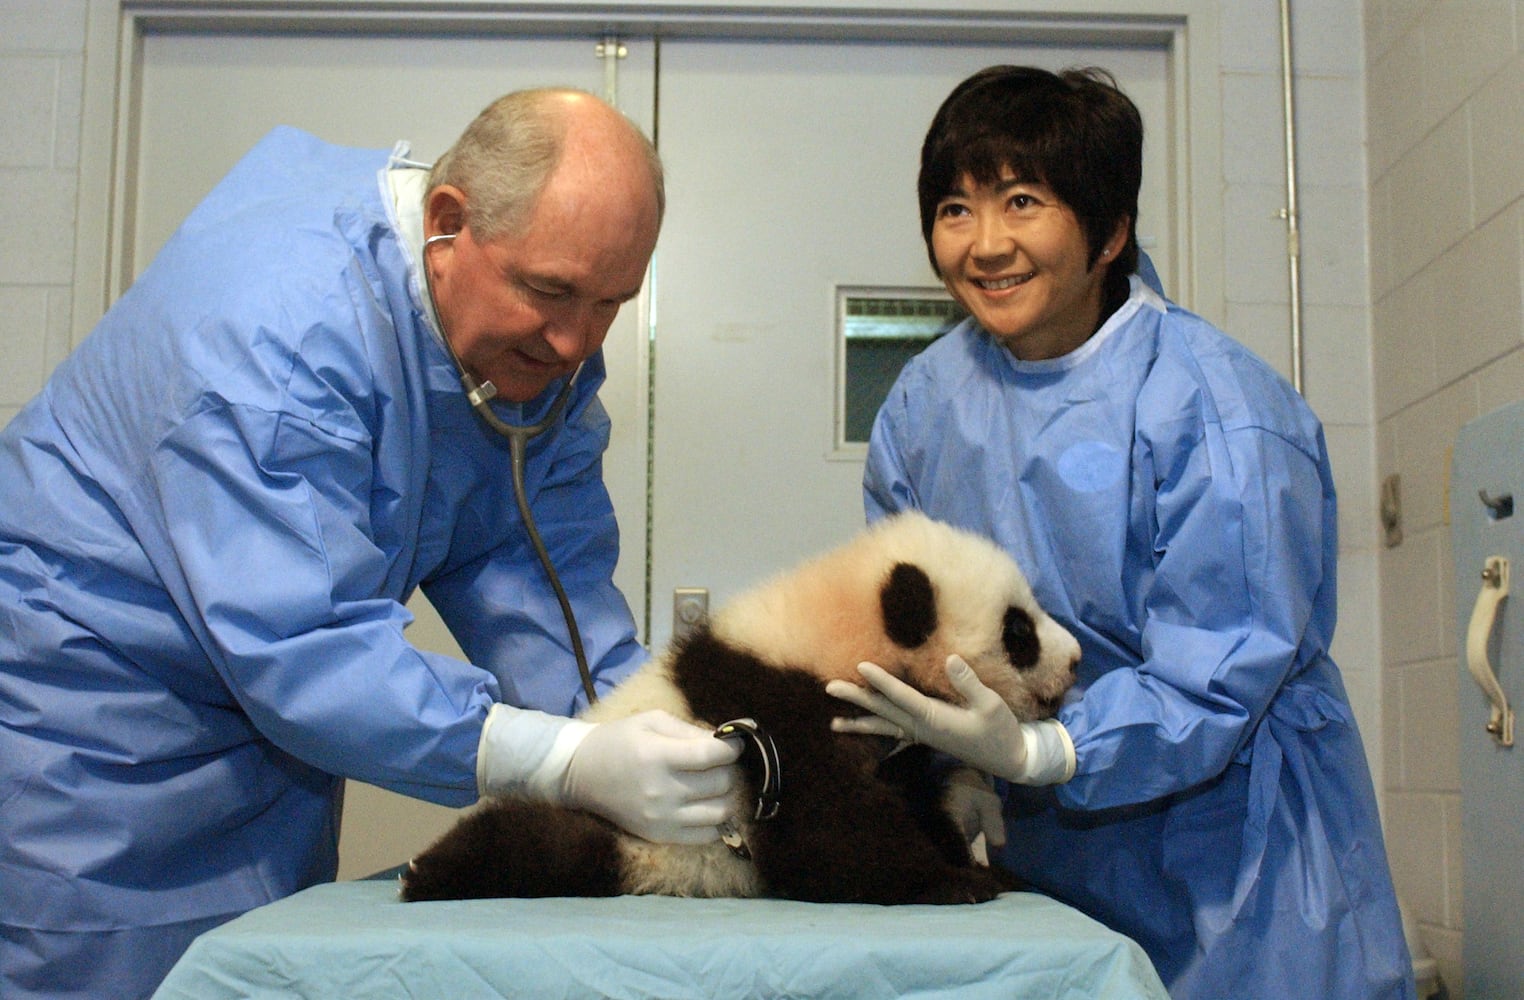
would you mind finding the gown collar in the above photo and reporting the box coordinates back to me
[997,274,1167,376]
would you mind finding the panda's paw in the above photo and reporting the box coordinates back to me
[914,865,1009,905]
[398,851,465,902]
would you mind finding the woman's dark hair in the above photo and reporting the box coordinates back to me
[918,66,1143,306]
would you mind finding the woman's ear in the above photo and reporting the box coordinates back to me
[425,184,468,241]
[1101,215,1131,261]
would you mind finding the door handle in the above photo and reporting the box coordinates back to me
[1465,555,1514,747]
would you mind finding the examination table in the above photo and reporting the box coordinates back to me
[152,878,1169,998]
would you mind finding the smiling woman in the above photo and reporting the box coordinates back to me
[855,64,1415,1000]
[929,172,1125,360]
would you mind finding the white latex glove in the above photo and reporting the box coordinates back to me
[826,654,1075,785]
[943,766,1006,863]
[563,710,741,844]
[476,704,740,844]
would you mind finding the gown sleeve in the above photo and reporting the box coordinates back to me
[150,393,493,806]
[863,372,922,523]
[1056,366,1335,808]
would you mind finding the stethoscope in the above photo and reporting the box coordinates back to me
[422,231,596,704]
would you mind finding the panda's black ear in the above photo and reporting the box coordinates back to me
[881,562,936,649]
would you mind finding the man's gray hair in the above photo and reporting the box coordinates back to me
[429,88,664,242]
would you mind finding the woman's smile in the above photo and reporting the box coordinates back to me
[971,272,1034,292]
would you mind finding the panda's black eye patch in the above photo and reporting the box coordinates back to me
[881,562,937,648]
[1003,606,1040,669]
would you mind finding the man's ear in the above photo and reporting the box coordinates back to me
[425,184,468,240]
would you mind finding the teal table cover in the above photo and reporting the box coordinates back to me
[154,880,1168,999]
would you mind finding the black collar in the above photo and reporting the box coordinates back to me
[713,718,782,859]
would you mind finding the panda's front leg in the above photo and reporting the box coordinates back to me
[746,734,1010,905]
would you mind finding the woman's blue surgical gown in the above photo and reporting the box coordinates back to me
[0,127,646,998]
[864,275,1414,999]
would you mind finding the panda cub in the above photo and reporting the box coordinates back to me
[400,512,1078,906]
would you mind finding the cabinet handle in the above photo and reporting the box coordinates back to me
[1466,555,1514,747]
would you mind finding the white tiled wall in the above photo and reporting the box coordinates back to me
[12,0,1512,994]
[1368,2,1524,995]
[0,0,85,430]
[1216,2,1385,788]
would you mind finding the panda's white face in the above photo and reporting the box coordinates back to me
[869,515,1079,721]
[710,512,1078,719]
[956,598,1080,722]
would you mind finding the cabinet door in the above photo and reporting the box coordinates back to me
[1452,401,1524,997]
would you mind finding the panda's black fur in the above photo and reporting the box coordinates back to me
[400,512,1078,906]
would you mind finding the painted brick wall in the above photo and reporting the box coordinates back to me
[1368,4,1524,996]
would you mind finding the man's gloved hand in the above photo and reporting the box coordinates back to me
[826,654,1075,786]
[943,766,1006,863]
[476,704,740,844]
[563,711,741,844]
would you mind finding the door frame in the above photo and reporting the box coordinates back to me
[72,0,1222,882]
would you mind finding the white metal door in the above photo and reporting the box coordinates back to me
[648,37,1172,647]
[130,29,658,638]
[125,25,1174,876]
[131,30,1174,649]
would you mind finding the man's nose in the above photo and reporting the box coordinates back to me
[542,305,602,362]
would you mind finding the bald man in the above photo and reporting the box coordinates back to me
[0,90,737,999]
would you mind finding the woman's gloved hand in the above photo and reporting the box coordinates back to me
[826,654,1075,785]
[476,704,740,844]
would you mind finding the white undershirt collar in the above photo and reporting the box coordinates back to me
[999,274,1166,375]
[378,141,445,348]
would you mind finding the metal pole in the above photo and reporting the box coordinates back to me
[1278,0,1305,394]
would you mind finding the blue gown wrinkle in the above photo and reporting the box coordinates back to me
[864,273,1411,999]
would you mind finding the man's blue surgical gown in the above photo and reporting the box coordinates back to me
[0,127,646,998]
[865,275,1414,999]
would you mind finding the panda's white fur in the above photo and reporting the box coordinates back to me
[692,510,1079,719]
[401,512,1078,906]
